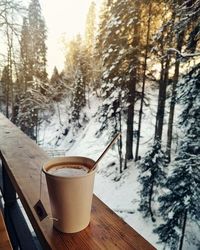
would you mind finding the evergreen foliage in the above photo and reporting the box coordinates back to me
[138,140,168,222]
[17,0,48,139]
[64,35,87,129]
[17,78,54,140]
[175,0,200,53]
[154,64,200,250]
[0,66,10,102]
[96,0,140,136]
[85,1,96,53]
[28,0,47,81]
[64,35,86,90]
[0,65,10,117]
[20,17,32,91]
[84,1,99,92]
[153,1,177,142]
[71,67,86,127]
[50,67,64,101]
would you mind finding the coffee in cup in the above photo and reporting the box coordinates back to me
[48,165,88,177]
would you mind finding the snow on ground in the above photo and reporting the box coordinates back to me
[38,86,198,250]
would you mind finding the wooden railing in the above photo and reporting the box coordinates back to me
[0,113,156,250]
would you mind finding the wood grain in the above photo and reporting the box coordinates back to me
[0,113,156,250]
[0,210,12,250]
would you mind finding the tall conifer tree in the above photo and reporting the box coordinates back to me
[28,0,47,81]
[96,0,141,165]
[84,1,98,93]
[138,140,168,222]
[0,65,10,117]
[154,64,200,250]
[18,0,48,139]
[20,17,31,90]
[64,35,87,129]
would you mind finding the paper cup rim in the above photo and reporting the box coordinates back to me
[42,156,97,179]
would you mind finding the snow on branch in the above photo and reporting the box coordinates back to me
[166,48,200,58]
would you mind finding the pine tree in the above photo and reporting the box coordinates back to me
[0,65,10,117]
[138,140,168,222]
[95,0,109,61]
[124,0,141,162]
[96,0,142,164]
[17,78,53,140]
[175,0,200,53]
[84,1,99,94]
[50,67,60,85]
[18,0,48,140]
[154,3,176,141]
[154,63,200,250]
[0,0,25,120]
[71,67,86,128]
[166,30,184,161]
[85,1,96,54]
[20,17,32,91]
[165,0,200,161]
[64,35,87,129]
[64,35,86,93]
[135,1,152,161]
[28,0,47,81]
[50,66,64,101]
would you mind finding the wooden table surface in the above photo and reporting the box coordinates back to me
[0,113,156,250]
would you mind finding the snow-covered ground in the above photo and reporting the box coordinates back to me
[38,86,199,250]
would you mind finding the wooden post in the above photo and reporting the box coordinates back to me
[2,160,19,248]
[2,163,16,205]
[2,159,39,250]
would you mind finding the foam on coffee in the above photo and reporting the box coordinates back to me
[48,165,89,177]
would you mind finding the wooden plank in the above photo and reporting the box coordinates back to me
[0,113,156,250]
[0,210,13,250]
[2,162,38,249]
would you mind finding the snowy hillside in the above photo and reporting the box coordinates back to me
[38,86,198,250]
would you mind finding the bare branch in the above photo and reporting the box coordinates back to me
[166,48,200,58]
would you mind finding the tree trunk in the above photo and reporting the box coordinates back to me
[11,95,19,124]
[6,81,9,118]
[154,9,175,142]
[114,93,123,173]
[179,210,187,250]
[166,31,184,161]
[125,95,135,163]
[56,102,63,126]
[148,179,156,222]
[124,0,141,167]
[5,9,13,119]
[154,30,164,141]
[155,58,170,141]
[118,114,123,174]
[135,2,152,161]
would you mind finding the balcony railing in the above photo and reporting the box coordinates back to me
[0,113,156,250]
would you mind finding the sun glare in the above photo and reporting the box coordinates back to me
[40,0,101,75]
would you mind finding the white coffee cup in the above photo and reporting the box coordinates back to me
[43,156,96,233]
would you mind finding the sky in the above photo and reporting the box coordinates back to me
[40,0,102,76]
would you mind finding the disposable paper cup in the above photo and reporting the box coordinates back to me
[43,156,96,233]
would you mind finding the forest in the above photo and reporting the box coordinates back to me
[0,0,200,249]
